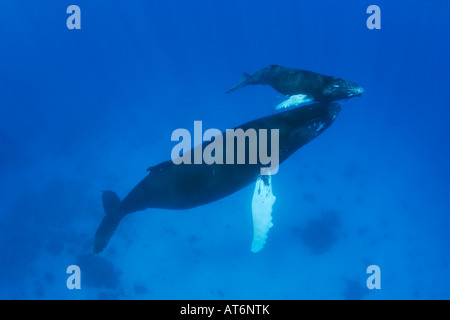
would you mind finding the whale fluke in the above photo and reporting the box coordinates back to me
[102,191,120,215]
[93,191,124,253]
[225,72,251,94]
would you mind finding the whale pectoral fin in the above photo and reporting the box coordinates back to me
[251,173,276,253]
[275,94,314,110]
[225,72,251,94]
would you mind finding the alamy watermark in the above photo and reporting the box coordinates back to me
[66,5,81,30]
[170,121,279,175]
[66,265,81,290]
[366,5,381,30]
[366,265,381,290]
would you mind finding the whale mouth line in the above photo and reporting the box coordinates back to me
[345,87,364,98]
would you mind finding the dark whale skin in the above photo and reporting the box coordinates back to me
[94,102,341,252]
[226,65,364,101]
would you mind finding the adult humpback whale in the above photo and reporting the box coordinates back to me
[226,65,363,108]
[94,102,341,253]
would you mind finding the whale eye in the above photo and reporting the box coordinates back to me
[333,85,340,88]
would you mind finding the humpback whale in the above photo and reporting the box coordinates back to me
[94,102,341,253]
[226,65,363,108]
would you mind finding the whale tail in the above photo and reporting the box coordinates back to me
[225,72,251,94]
[93,191,124,253]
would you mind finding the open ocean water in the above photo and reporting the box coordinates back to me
[0,0,449,300]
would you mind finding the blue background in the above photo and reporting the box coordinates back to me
[0,0,449,299]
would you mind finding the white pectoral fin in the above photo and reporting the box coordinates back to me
[275,94,314,110]
[251,174,276,253]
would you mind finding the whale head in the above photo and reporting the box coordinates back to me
[323,78,364,101]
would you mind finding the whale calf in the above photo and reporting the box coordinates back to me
[94,102,341,253]
[226,65,363,107]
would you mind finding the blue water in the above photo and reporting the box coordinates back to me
[1,0,449,300]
